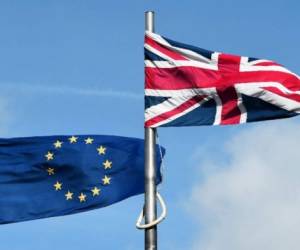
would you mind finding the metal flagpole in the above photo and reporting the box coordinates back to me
[144,11,157,250]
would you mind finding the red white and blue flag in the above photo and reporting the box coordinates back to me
[145,32,300,127]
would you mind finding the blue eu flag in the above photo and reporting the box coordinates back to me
[0,135,165,224]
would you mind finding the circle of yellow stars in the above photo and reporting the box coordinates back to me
[45,136,112,203]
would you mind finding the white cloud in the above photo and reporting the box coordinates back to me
[188,120,300,250]
[0,82,141,100]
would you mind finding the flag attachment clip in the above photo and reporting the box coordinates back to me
[136,192,167,229]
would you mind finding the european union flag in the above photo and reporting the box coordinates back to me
[0,135,164,224]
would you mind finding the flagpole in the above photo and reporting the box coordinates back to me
[144,11,157,250]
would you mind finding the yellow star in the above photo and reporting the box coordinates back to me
[102,175,111,185]
[54,181,62,191]
[78,193,86,202]
[85,137,94,144]
[45,151,54,161]
[69,136,78,143]
[47,167,55,175]
[65,191,73,200]
[103,160,112,169]
[91,187,101,196]
[54,140,63,148]
[97,146,106,155]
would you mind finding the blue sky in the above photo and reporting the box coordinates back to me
[0,1,300,250]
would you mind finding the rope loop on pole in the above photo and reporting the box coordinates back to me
[136,192,167,230]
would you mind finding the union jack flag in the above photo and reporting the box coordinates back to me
[145,32,300,127]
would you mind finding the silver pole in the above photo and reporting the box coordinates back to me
[144,11,157,250]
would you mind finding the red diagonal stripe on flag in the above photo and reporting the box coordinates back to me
[145,95,206,127]
[145,35,187,61]
[263,87,300,102]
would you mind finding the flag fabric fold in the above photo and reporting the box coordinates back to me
[0,135,164,224]
[145,31,300,127]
